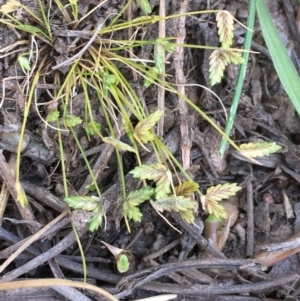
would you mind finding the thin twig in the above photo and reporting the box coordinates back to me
[0,154,16,225]
[0,225,89,282]
[0,210,68,273]
[174,0,191,170]
[0,151,38,232]
[171,212,226,259]
[136,273,299,296]
[261,237,300,252]
[143,238,181,262]
[246,178,254,256]
[254,230,300,267]
[0,279,118,301]
[115,258,264,298]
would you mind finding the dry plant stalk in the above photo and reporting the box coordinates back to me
[0,279,118,301]
[157,0,166,138]
[174,0,191,170]
[0,154,17,224]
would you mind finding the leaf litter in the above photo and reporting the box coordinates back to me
[0,0,300,300]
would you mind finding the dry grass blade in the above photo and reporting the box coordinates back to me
[0,154,17,225]
[0,279,118,301]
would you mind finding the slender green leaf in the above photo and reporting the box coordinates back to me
[18,24,43,33]
[102,136,136,153]
[256,0,300,116]
[154,40,165,74]
[144,66,159,88]
[218,0,256,157]
[136,0,152,14]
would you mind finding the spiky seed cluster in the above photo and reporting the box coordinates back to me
[125,164,199,230]
[64,196,104,232]
[216,10,234,48]
[239,142,282,158]
[209,10,244,86]
[200,183,242,219]
[209,50,230,86]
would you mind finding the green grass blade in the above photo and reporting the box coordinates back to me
[218,0,256,157]
[256,0,300,116]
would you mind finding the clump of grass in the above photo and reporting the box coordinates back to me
[0,0,283,232]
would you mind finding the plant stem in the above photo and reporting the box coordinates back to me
[218,0,256,157]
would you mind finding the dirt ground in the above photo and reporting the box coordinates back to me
[1,0,300,300]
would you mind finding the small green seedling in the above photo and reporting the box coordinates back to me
[101,241,134,273]
[18,55,31,74]
[136,0,152,15]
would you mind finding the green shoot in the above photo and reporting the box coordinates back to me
[68,0,78,20]
[101,241,133,273]
[136,0,152,15]
[218,0,256,157]
[18,55,31,74]
[256,0,300,116]
[117,254,131,274]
